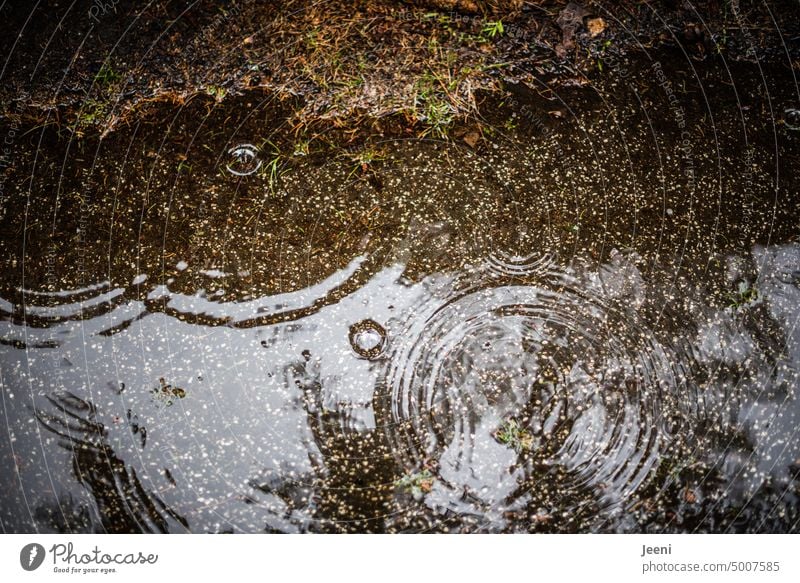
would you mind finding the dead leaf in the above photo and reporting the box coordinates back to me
[560,76,589,88]
[587,17,606,38]
[555,2,590,57]
[463,130,480,148]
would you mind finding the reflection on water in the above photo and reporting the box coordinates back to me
[1,240,798,532]
[381,254,668,531]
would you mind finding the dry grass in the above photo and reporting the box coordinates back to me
[4,0,788,140]
[52,0,543,139]
[215,0,527,135]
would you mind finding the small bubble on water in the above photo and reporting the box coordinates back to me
[785,108,800,131]
[226,144,262,176]
[349,319,387,359]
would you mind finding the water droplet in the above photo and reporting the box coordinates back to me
[226,144,262,176]
[349,319,387,359]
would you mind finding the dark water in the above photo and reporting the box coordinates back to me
[1,53,799,533]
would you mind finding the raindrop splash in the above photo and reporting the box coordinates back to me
[378,256,698,531]
[349,319,387,360]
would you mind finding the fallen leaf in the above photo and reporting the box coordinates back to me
[555,2,590,57]
[463,130,480,148]
[587,17,606,38]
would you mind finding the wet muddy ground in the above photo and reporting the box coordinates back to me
[1,1,800,533]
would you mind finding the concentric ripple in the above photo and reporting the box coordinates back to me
[380,258,691,531]
[486,250,558,279]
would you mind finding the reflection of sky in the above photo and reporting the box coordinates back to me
[0,260,425,532]
[148,255,368,321]
[739,244,800,488]
[1,243,798,532]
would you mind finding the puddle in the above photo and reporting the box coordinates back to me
[1,53,799,533]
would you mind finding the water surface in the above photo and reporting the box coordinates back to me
[1,53,799,533]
